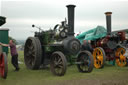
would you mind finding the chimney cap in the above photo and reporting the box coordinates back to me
[66,4,76,7]
[105,12,112,16]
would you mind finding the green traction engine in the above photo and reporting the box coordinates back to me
[24,5,94,76]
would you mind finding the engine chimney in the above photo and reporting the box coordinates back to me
[66,5,76,36]
[0,16,6,26]
[105,12,112,35]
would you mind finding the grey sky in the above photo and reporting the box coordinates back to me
[0,0,128,40]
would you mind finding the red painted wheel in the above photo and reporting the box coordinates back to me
[0,52,8,79]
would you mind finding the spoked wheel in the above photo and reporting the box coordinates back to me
[77,51,94,73]
[24,37,42,70]
[115,47,126,67]
[50,51,67,76]
[0,52,8,79]
[93,47,106,69]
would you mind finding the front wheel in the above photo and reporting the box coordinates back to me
[77,51,94,73]
[93,47,106,69]
[115,47,127,67]
[50,51,67,76]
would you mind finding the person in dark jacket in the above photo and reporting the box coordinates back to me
[0,40,20,71]
[81,40,93,52]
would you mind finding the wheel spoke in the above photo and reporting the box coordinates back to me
[98,60,101,66]
[28,58,32,65]
[58,58,62,64]
[25,52,31,58]
[97,50,100,55]
[55,67,62,74]
[80,64,88,71]
[58,64,63,68]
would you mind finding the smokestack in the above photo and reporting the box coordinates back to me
[66,5,76,36]
[105,12,112,35]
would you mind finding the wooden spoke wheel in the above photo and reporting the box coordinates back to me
[115,47,126,67]
[0,52,8,79]
[50,51,67,76]
[77,51,94,73]
[24,37,42,70]
[93,47,106,69]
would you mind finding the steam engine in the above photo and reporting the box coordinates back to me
[24,5,94,76]
[92,12,127,68]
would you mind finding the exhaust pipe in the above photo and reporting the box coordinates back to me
[66,5,76,36]
[105,12,112,35]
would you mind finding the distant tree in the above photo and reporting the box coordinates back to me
[9,36,18,45]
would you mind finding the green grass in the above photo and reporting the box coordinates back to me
[0,51,128,85]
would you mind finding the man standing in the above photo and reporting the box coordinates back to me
[0,40,20,71]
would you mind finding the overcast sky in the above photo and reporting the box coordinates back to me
[0,0,128,40]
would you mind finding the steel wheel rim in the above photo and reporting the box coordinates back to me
[78,53,90,72]
[115,47,126,67]
[93,48,103,68]
[52,54,64,75]
[24,39,36,67]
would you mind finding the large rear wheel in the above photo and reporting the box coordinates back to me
[0,52,8,79]
[115,47,126,67]
[93,47,106,69]
[24,37,42,70]
[77,51,94,73]
[50,51,67,76]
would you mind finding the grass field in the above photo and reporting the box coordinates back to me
[0,51,128,85]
